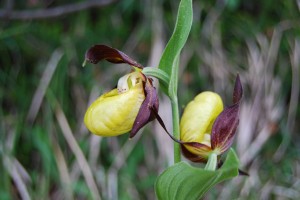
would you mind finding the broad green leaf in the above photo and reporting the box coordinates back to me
[142,67,170,89]
[158,0,193,97]
[155,148,240,200]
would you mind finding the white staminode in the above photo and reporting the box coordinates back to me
[117,72,141,94]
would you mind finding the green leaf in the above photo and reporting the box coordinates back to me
[155,149,240,200]
[158,0,193,97]
[142,67,170,89]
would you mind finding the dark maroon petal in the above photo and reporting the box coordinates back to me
[130,102,151,138]
[233,74,243,104]
[211,74,243,153]
[181,144,211,163]
[151,106,211,149]
[153,108,211,148]
[151,107,183,143]
[150,102,213,163]
[211,102,240,152]
[85,45,144,68]
[130,81,159,138]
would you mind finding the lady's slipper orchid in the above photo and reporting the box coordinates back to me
[83,45,158,138]
[180,75,243,162]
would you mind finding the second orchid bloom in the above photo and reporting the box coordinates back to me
[180,75,243,162]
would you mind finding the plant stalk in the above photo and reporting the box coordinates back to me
[171,96,181,163]
[204,153,217,171]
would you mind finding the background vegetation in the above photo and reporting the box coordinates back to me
[1,0,300,199]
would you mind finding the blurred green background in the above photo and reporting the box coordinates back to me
[1,0,300,199]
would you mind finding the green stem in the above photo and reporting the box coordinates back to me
[142,66,181,163]
[171,96,181,163]
[204,153,217,171]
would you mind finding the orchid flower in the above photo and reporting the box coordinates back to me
[83,45,158,138]
[180,75,243,162]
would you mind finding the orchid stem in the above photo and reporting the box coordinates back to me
[142,67,181,163]
[171,96,181,163]
[204,153,217,171]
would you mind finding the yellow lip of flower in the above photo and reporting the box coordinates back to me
[84,71,145,136]
[180,75,243,162]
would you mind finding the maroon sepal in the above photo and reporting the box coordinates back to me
[130,80,159,138]
[181,142,212,163]
[150,106,212,163]
[85,45,144,69]
[149,107,202,146]
[211,74,243,153]
[233,74,243,104]
[181,144,208,163]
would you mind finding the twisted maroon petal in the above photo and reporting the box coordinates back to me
[211,74,243,153]
[130,80,159,138]
[181,144,211,163]
[85,44,144,69]
[233,74,243,104]
[211,104,240,152]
